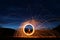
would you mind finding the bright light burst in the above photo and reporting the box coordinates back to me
[14,19,59,38]
[23,23,35,36]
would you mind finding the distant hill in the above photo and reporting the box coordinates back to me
[0,28,15,37]
[0,25,60,38]
[53,25,60,33]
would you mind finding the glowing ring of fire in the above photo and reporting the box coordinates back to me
[23,23,35,36]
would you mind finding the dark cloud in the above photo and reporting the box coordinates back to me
[0,0,60,29]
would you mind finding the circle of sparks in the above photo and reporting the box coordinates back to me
[23,23,35,36]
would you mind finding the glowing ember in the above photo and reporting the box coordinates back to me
[23,24,34,36]
[14,19,39,38]
[14,19,60,38]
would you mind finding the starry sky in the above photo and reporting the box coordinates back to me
[0,0,60,30]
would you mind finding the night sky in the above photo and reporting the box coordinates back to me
[0,0,60,30]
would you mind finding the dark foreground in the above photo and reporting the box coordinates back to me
[0,25,60,39]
